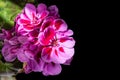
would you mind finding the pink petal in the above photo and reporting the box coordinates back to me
[40,21,52,32]
[40,16,54,31]
[59,37,75,48]
[4,54,16,62]
[20,13,29,20]
[2,45,17,62]
[40,10,49,19]
[27,60,42,72]
[65,29,74,36]
[44,27,55,42]
[17,52,29,62]
[23,25,34,31]
[51,47,74,64]
[43,63,62,76]
[38,27,55,45]
[54,19,67,31]
[48,5,59,16]
[56,29,74,38]
[25,3,36,20]
[50,48,67,64]
[2,29,12,40]
[29,29,39,38]
[24,50,35,59]
[8,37,19,45]
[18,36,28,44]
[63,57,73,65]
[41,47,53,63]
[18,19,30,25]
[60,47,74,59]
[37,3,47,13]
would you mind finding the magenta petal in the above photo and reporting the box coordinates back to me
[17,49,29,62]
[38,10,49,20]
[18,36,28,44]
[20,13,29,20]
[23,25,34,31]
[24,50,35,59]
[18,19,30,25]
[27,60,41,72]
[2,45,17,62]
[64,29,74,36]
[1,29,12,40]
[24,59,45,74]
[40,16,54,31]
[63,57,73,65]
[29,29,39,38]
[60,47,74,59]
[50,48,67,64]
[48,5,58,16]
[54,19,68,31]
[41,47,53,63]
[37,3,47,13]
[44,27,55,44]
[56,29,74,38]
[59,37,75,48]
[43,63,62,76]
[4,54,16,62]
[25,3,36,20]
[38,27,55,45]
[8,37,19,45]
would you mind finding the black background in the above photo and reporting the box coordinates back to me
[16,0,82,80]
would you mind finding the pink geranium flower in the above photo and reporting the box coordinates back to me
[16,3,49,31]
[38,27,75,64]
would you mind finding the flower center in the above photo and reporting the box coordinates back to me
[51,39,59,47]
[31,17,40,25]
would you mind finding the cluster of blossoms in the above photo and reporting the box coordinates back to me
[0,3,75,76]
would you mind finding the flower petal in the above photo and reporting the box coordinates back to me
[25,3,36,20]
[56,29,74,38]
[8,36,19,45]
[54,19,67,31]
[41,47,53,63]
[48,5,59,17]
[28,60,42,72]
[40,10,49,20]
[23,25,34,31]
[43,63,62,76]
[60,47,74,60]
[40,16,54,31]
[29,29,39,38]
[24,50,35,59]
[37,3,47,13]
[48,48,66,64]
[2,45,17,62]
[63,57,73,65]
[59,37,75,48]
[20,13,29,20]
[18,19,30,25]
[38,27,55,45]
[17,49,29,62]
[4,54,16,62]
[18,36,28,44]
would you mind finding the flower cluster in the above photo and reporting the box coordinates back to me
[0,3,75,76]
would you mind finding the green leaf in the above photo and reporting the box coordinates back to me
[0,61,13,72]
